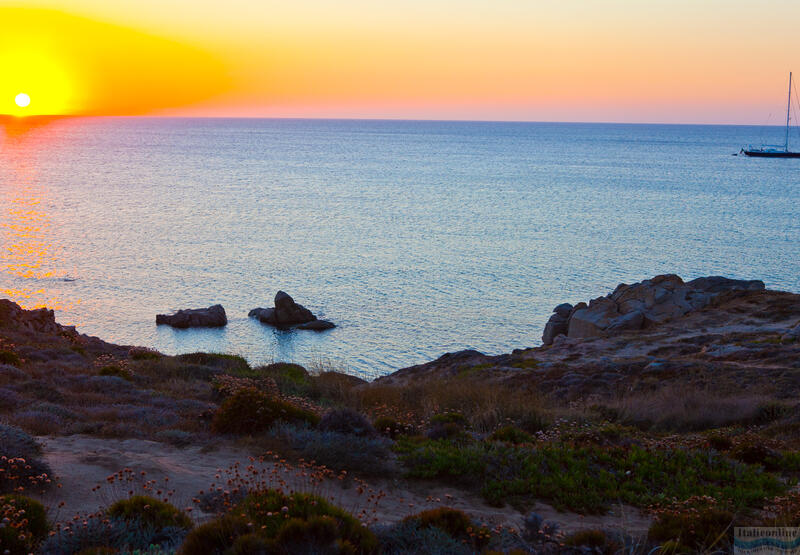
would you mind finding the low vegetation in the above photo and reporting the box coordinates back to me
[3,295,800,553]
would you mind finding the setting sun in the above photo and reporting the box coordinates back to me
[14,93,30,108]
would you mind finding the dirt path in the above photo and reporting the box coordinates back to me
[37,435,651,535]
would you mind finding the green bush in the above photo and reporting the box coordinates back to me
[396,437,785,513]
[179,490,377,554]
[108,495,193,531]
[257,362,311,395]
[489,426,533,444]
[0,494,49,554]
[211,387,319,434]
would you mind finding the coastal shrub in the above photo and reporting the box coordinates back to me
[13,379,64,403]
[762,492,800,527]
[0,387,22,410]
[426,422,466,441]
[373,417,415,439]
[403,507,490,549]
[0,494,49,554]
[517,411,549,434]
[107,495,193,531]
[40,516,187,555]
[430,412,469,428]
[211,387,319,435]
[176,352,250,374]
[10,409,64,435]
[99,364,133,381]
[132,357,220,383]
[396,437,784,513]
[0,424,52,493]
[563,529,612,549]
[615,388,772,432]
[0,364,26,384]
[648,504,734,552]
[194,488,247,514]
[258,362,310,394]
[706,433,734,451]
[129,347,162,360]
[269,422,396,476]
[318,408,377,437]
[730,442,783,471]
[489,426,533,444]
[755,401,792,424]
[179,490,378,554]
[373,521,473,555]
[177,514,251,554]
[0,423,42,458]
[311,371,367,403]
[0,350,21,367]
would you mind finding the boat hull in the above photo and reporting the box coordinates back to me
[743,150,800,158]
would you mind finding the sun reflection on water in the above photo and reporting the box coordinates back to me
[1,119,80,316]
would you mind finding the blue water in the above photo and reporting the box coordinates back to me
[1,118,799,378]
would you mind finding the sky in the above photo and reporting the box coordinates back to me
[2,0,800,123]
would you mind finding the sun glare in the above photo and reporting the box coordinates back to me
[14,93,30,108]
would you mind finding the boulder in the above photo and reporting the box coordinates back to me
[541,303,572,345]
[156,305,227,328]
[542,274,766,344]
[249,291,331,329]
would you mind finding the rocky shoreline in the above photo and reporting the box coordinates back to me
[1,274,799,554]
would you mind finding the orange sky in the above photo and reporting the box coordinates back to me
[2,1,800,123]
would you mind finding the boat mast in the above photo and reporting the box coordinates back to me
[785,72,792,151]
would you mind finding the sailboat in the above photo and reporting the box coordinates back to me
[741,72,800,158]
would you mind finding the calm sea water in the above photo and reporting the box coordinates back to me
[2,118,799,378]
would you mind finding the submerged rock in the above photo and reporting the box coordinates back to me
[155,305,227,328]
[542,274,765,344]
[296,319,336,331]
[249,291,335,330]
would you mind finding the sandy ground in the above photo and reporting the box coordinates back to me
[37,435,651,535]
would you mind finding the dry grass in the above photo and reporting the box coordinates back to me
[348,379,549,433]
[607,385,785,432]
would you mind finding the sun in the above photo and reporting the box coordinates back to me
[14,93,30,108]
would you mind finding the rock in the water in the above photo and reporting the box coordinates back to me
[296,319,336,331]
[542,274,767,344]
[156,305,227,328]
[249,291,328,329]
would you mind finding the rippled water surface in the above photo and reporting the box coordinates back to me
[2,118,799,377]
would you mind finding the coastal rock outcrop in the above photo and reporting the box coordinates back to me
[156,305,228,328]
[542,274,765,345]
[0,299,63,335]
[249,291,335,331]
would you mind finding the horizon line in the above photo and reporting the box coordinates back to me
[1,114,796,128]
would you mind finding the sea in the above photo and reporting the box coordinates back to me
[1,118,799,379]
